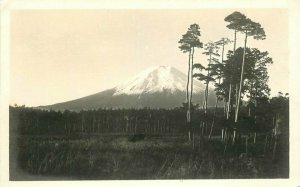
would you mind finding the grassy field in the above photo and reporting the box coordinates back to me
[10,133,288,180]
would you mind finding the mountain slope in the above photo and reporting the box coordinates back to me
[40,66,218,111]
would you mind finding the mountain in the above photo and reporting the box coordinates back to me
[39,66,218,111]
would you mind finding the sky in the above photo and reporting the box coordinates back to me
[10,9,288,106]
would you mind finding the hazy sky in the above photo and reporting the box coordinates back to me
[10,9,288,106]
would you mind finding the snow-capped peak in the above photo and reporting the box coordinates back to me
[113,66,204,96]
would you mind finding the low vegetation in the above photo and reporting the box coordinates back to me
[10,93,288,180]
[10,133,288,180]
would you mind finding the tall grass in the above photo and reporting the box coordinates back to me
[10,134,288,180]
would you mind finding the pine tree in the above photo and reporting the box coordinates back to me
[234,18,266,124]
[178,24,203,141]
[225,11,266,144]
[224,12,247,120]
[215,37,232,118]
[194,41,219,136]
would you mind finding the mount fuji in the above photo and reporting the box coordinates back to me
[40,66,217,111]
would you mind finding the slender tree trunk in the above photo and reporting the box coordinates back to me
[235,84,238,115]
[226,30,237,120]
[232,129,237,145]
[186,50,192,141]
[186,50,191,114]
[190,47,195,101]
[210,72,221,139]
[221,129,224,141]
[205,82,209,114]
[204,53,212,114]
[202,97,206,111]
[226,84,232,120]
[235,32,248,123]
[188,47,195,141]
[220,42,228,119]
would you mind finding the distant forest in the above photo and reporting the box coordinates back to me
[10,93,288,137]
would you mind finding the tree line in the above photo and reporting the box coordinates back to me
[10,93,288,139]
[10,107,187,136]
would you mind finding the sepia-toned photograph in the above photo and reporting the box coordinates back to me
[1,0,299,185]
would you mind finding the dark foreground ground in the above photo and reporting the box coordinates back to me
[10,133,288,180]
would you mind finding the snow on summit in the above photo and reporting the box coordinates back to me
[113,66,204,96]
